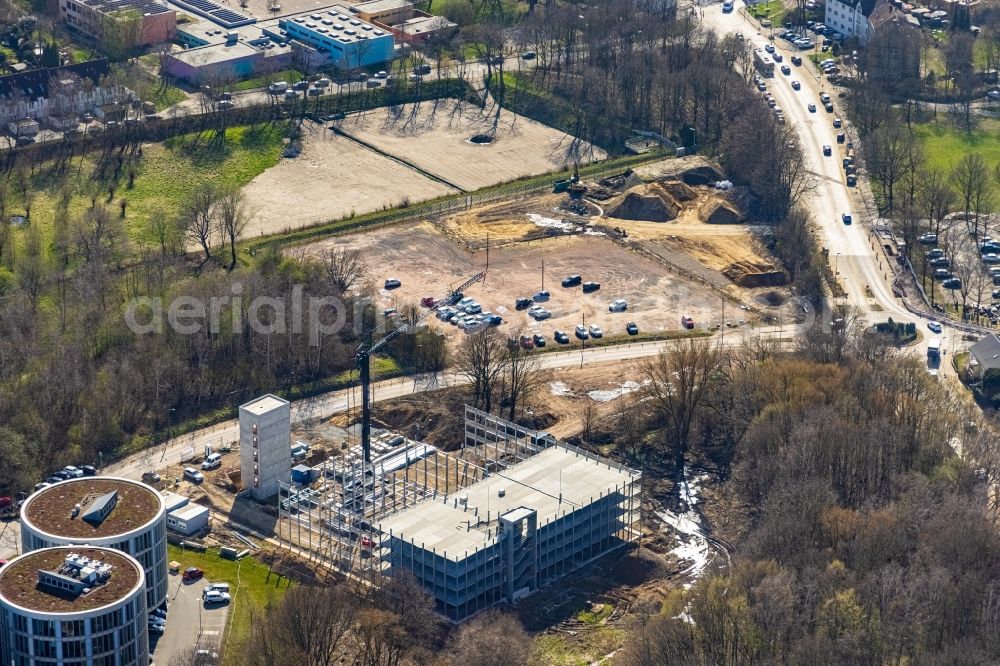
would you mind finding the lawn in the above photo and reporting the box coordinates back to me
[233,69,304,91]
[167,543,292,662]
[911,117,1000,173]
[12,124,285,256]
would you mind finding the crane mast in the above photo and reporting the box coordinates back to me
[355,271,486,462]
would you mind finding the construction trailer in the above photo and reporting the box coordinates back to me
[275,407,640,620]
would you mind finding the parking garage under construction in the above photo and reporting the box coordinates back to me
[276,406,641,620]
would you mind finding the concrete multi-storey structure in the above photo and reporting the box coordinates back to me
[19,478,168,611]
[60,0,176,49]
[278,6,394,68]
[377,444,641,621]
[0,546,148,666]
[240,394,292,500]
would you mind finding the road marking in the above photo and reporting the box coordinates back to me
[201,630,220,636]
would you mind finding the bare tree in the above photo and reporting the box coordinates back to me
[919,168,957,240]
[868,119,913,213]
[455,327,508,413]
[243,585,356,666]
[183,182,219,264]
[643,339,727,485]
[319,248,370,293]
[447,610,531,666]
[501,332,542,420]
[216,186,252,270]
[952,153,992,237]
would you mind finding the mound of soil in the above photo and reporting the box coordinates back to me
[701,200,744,225]
[659,179,698,202]
[680,164,724,186]
[607,183,680,222]
[599,169,642,191]
[724,262,788,288]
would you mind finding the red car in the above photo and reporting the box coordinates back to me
[519,335,535,350]
[420,296,438,308]
[182,567,204,582]
[681,316,695,329]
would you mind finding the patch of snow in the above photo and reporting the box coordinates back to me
[549,381,574,397]
[587,380,644,402]
[584,228,605,236]
[527,213,575,232]
[657,470,713,589]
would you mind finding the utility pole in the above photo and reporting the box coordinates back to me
[721,296,725,346]
[580,311,586,369]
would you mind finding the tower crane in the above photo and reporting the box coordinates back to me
[355,270,487,463]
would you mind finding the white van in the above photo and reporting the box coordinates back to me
[202,453,222,470]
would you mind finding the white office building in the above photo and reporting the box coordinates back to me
[0,546,149,666]
[825,0,878,44]
[20,478,168,610]
[240,394,292,500]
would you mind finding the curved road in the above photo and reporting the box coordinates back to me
[104,326,793,481]
[701,5,956,368]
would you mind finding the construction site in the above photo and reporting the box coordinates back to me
[272,405,640,621]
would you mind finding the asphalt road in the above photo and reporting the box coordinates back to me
[701,5,958,370]
[152,574,229,666]
[104,325,793,483]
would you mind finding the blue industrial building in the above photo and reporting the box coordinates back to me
[276,6,394,68]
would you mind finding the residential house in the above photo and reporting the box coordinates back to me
[0,59,131,128]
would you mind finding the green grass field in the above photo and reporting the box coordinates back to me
[13,124,284,256]
[912,117,1000,172]
[167,544,292,661]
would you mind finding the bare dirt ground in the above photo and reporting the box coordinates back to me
[242,123,457,238]
[338,99,607,191]
[304,219,731,344]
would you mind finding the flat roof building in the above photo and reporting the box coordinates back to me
[61,0,176,50]
[20,478,168,611]
[0,546,148,665]
[277,6,394,68]
[377,444,640,621]
[166,504,210,536]
[351,0,414,24]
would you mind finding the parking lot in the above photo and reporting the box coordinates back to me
[151,571,229,665]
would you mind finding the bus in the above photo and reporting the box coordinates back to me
[754,48,775,77]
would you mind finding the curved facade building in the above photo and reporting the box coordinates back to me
[0,546,149,666]
[20,478,167,609]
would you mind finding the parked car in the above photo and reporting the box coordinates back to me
[141,471,161,484]
[589,325,603,338]
[383,278,401,289]
[833,117,842,128]
[626,321,639,335]
[919,233,938,244]
[420,296,438,308]
[773,53,783,63]
[681,315,695,329]
[519,335,534,350]
[182,567,204,582]
[206,582,230,594]
[582,281,601,293]
[933,268,952,280]
[532,290,550,302]
[609,299,628,312]
[983,253,1000,264]
[575,324,589,340]
[202,453,222,470]
[791,55,802,65]
[183,468,204,483]
[927,248,945,259]
[529,306,552,320]
[515,297,532,310]
[943,277,962,289]
[764,43,775,54]
[927,321,943,334]
[791,80,801,90]
[781,65,791,75]
[62,466,84,478]
[561,274,582,287]
[147,623,164,635]
[842,213,852,225]
[533,334,546,347]
[808,103,816,113]
[823,145,832,156]
[928,257,950,268]
[203,590,231,605]
[554,330,570,344]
